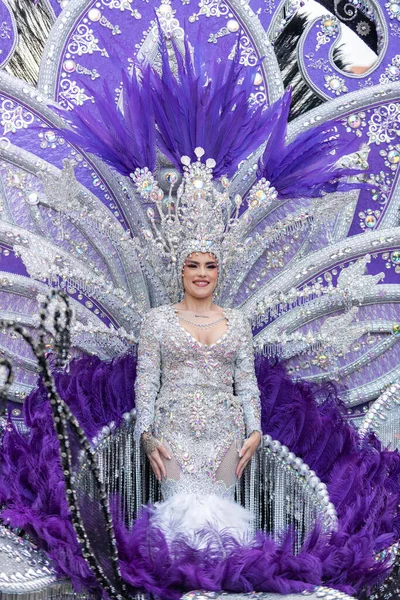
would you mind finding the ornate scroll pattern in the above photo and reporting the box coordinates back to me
[367,103,400,144]
[67,24,109,57]
[0,99,34,136]
[0,0,17,68]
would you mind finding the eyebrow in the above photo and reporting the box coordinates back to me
[185,260,218,265]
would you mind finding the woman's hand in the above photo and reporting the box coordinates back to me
[236,431,261,478]
[142,433,171,481]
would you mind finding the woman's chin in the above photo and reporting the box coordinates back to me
[187,285,214,299]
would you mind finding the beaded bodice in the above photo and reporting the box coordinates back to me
[134,304,261,440]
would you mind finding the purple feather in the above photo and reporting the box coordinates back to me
[25,352,137,441]
[115,511,318,600]
[150,35,284,177]
[0,352,398,598]
[55,68,156,175]
[257,103,368,197]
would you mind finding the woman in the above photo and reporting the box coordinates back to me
[134,250,262,543]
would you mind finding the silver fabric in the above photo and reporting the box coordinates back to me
[135,304,261,501]
[181,587,355,600]
[0,525,60,595]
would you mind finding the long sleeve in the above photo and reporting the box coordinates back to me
[134,309,161,440]
[234,314,261,436]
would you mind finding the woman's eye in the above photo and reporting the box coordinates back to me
[186,264,197,269]
[207,265,217,269]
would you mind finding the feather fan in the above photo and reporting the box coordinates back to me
[257,93,368,197]
[56,66,156,175]
[150,34,283,178]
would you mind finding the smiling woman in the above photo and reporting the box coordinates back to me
[134,250,262,539]
[173,252,227,347]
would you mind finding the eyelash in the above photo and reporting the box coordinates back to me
[186,264,217,269]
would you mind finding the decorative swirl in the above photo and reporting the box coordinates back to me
[334,0,358,22]
[367,103,400,145]
[67,24,107,57]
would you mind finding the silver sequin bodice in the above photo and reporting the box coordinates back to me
[134,305,261,500]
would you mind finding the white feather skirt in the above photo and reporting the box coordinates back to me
[150,492,254,548]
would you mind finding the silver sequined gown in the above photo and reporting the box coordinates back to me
[134,304,261,541]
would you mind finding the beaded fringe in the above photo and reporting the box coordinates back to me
[81,425,332,551]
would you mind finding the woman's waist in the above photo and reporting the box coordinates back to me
[159,376,233,396]
[156,384,239,408]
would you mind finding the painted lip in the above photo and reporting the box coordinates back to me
[193,280,209,287]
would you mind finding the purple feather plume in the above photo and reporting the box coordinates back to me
[56,68,156,175]
[115,512,319,600]
[257,91,368,198]
[53,34,284,179]
[150,35,283,177]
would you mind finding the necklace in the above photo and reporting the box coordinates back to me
[177,314,226,329]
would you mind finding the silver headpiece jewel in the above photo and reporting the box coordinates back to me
[130,147,278,302]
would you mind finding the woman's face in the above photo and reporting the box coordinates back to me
[182,252,218,299]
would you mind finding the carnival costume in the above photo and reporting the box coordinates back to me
[0,1,399,600]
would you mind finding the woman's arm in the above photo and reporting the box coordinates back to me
[234,313,262,477]
[234,314,262,436]
[134,309,161,439]
[134,309,170,480]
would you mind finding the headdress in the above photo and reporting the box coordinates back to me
[57,35,366,304]
[132,146,278,300]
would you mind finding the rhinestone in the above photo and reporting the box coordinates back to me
[329,78,342,90]
[44,131,56,143]
[322,18,336,32]
[388,149,400,164]
[388,65,400,77]
[151,189,164,201]
[391,250,400,263]
[347,114,361,128]
[255,189,267,202]
[25,192,39,205]
[165,171,178,184]
[193,179,204,189]
[365,215,376,227]
[87,8,101,21]
[141,180,153,193]
[193,190,206,201]
[389,1,400,14]
[63,59,76,73]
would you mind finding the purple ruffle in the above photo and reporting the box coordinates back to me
[0,352,136,593]
[0,352,398,599]
[24,352,137,440]
[115,511,320,599]
[0,389,99,592]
